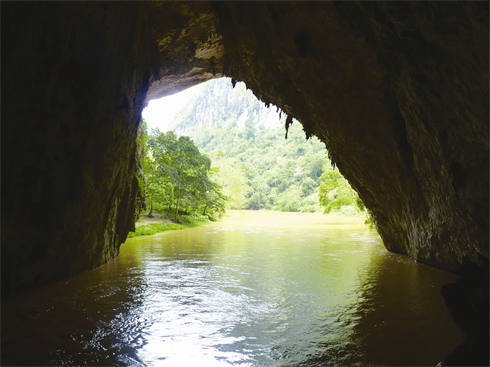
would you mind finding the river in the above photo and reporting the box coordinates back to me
[1,210,462,366]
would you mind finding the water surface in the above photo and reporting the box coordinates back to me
[1,211,462,366]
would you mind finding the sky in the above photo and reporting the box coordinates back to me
[142,83,204,132]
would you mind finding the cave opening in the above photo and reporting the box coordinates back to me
[92,77,461,365]
[140,76,333,216]
[2,1,488,366]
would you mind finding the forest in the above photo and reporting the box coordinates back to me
[139,78,371,223]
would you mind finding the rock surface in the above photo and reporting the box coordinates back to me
[210,2,489,274]
[145,1,489,275]
[2,2,156,294]
[440,272,489,366]
[2,2,488,362]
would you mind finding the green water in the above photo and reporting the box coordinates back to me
[1,211,462,366]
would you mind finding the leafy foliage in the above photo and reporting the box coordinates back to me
[318,167,357,214]
[140,125,227,221]
[128,223,186,238]
[169,78,328,213]
[134,120,149,219]
[142,77,373,224]
[209,162,249,209]
[318,164,374,224]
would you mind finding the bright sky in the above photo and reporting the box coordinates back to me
[142,84,204,132]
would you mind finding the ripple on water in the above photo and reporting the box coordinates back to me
[1,212,462,366]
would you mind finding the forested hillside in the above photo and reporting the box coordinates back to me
[165,79,327,213]
[142,77,370,220]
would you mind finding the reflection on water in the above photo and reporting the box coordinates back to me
[1,211,462,366]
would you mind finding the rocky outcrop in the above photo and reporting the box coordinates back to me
[209,2,489,274]
[145,2,225,101]
[2,0,488,346]
[144,1,488,275]
[2,2,157,294]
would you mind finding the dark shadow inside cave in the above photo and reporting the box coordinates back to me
[2,2,488,365]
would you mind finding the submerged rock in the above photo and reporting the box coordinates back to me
[440,272,489,366]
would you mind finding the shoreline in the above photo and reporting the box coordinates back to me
[129,210,372,238]
[135,212,176,227]
[129,212,209,238]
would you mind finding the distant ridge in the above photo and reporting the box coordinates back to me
[170,78,283,138]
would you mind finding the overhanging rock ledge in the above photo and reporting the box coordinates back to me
[2,3,488,363]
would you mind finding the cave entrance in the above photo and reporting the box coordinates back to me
[121,77,461,365]
[139,77,360,220]
[2,1,486,364]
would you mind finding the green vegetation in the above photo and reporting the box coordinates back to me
[128,212,211,238]
[129,121,227,238]
[168,78,369,218]
[134,119,148,220]
[143,128,226,221]
[128,223,187,238]
[134,77,375,237]
[318,165,374,225]
[318,167,358,215]
[170,79,327,213]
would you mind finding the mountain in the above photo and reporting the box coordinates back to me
[170,78,282,137]
[163,78,329,212]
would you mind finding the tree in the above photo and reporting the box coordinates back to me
[317,164,374,224]
[201,172,228,217]
[160,78,329,213]
[134,120,148,219]
[274,185,303,212]
[318,165,358,214]
[209,161,249,209]
[248,175,269,210]
[144,150,173,217]
[147,131,225,221]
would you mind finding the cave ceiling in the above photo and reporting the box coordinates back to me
[147,1,489,273]
[1,1,488,297]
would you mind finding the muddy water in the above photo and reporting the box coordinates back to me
[1,211,462,366]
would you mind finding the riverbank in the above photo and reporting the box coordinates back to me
[128,212,210,238]
[129,210,375,238]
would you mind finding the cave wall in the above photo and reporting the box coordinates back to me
[1,2,157,295]
[208,1,489,273]
[143,1,489,275]
[2,2,487,364]
[2,2,488,291]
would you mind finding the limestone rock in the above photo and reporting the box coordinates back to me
[441,272,489,366]
[143,1,488,275]
[146,2,225,101]
[2,0,488,295]
[2,2,156,294]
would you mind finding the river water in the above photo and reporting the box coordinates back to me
[1,211,462,366]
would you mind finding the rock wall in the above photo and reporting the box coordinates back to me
[210,2,489,274]
[2,2,157,294]
[2,0,488,310]
[144,0,488,273]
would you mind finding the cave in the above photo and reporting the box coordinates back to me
[2,2,488,365]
